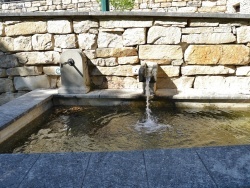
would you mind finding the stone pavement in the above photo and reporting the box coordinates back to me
[1,145,250,188]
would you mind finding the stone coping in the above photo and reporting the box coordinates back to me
[0,11,250,20]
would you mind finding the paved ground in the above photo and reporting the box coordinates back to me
[1,145,250,188]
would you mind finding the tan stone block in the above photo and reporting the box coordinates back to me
[139,45,183,60]
[14,36,32,51]
[123,28,146,46]
[237,26,250,43]
[141,59,171,65]
[32,34,53,50]
[0,37,14,52]
[43,66,61,75]
[96,47,137,58]
[91,65,134,76]
[158,65,180,77]
[73,20,99,33]
[7,66,43,76]
[181,65,235,75]
[79,33,97,50]
[184,45,250,65]
[100,19,153,28]
[154,19,187,27]
[98,31,123,48]
[54,34,76,48]
[91,58,117,67]
[189,19,219,27]
[47,20,72,34]
[5,21,47,36]
[118,56,139,65]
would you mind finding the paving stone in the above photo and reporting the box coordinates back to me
[82,151,147,188]
[19,153,90,188]
[196,146,250,187]
[144,148,216,187]
[0,154,40,188]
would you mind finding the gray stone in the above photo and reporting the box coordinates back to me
[0,55,19,68]
[123,28,146,46]
[0,78,14,92]
[7,66,43,76]
[0,69,6,77]
[47,20,72,34]
[147,26,181,44]
[14,75,51,90]
[78,33,97,50]
[98,31,123,48]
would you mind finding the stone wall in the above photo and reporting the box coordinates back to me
[1,0,250,14]
[0,13,250,94]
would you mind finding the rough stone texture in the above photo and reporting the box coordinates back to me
[157,77,194,89]
[43,66,61,76]
[189,20,219,27]
[182,27,231,34]
[91,58,117,67]
[0,78,14,92]
[91,65,134,76]
[5,21,47,36]
[14,75,51,90]
[185,45,250,65]
[241,0,250,14]
[7,66,43,76]
[0,23,3,36]
[0,69,6,77]
[14,36,32,51]
[98,31,123,48]
[100,19,153,28]
[47,20,72,34]
[139,45,183,60]
[78,33,97,50]
[0,55,19,68]
[141,59,172,65]
[158,65,180,77]
[16,51,60,65]
[182,65,235,75]
[147,26,181,44]
[84,50,96,59]
[182,33,236,44]
[73,20,99,33]
[0,37,14,52]
[154,19,187,27]
[236,66,250,76]
[54,34,76,48]
[123,28,146,46]
[96,47,137,58]
[118,56,139,65]
[32,34,53,50]
[237,26,250,43]
[194,76,250,91]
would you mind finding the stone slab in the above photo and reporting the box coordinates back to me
[196,146,250,187]
[82,151,148,188]
[19,153,90,188]
[0,154,40,188]
[144,148,217,187]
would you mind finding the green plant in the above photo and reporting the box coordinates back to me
[97,0,135,11]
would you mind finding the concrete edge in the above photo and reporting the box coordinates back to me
[0,11,250,20]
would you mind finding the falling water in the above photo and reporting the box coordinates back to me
[136,77,171,133]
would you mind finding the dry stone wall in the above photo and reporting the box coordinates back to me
[0,0,250,14]
[0,15,250,94]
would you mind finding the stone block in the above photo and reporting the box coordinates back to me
[181,65,235,75]
[157,77,194,89]
[141,59,172,65]
[7,66,43,76]
[158,65,180,77]
[14,36,32,51]
[184,45,250,65]
[0,78,14,92]
[0,69,6,77]
[236,66,250,76]
[73,20,99,33]
[5,21,47,36]
[237,26,250,43]
[98,31,123,48]
[96,47,137,58]
[16,51,60,65]
[0,37,14,52]
[14,75,51,91]
[78,33,97,50]
[47,20,72,34]
[32,34,53,50]
[0,55,19,68]
[91,58,117,67]
[0,22,3,36]
[100,19,153,28]
[154,19,187,27]
[91,65,134,76]
[182,33,236,44]
[43,66,61,75]
[84,50,96,59]
[182,27,214,34]
[123,28,146,46]
[147,26,181,44]
[189,19,219,27]
[139,45,183,60]
[54,34,76,48]
[118,56,139,65]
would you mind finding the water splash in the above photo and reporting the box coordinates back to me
[136,77,171,133]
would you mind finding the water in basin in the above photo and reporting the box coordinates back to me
[4,103,250,153]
